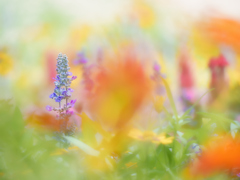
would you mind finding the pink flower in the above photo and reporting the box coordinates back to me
[71,76,77,80]
[66,110,74,116]
[46,105,52,111]
[153,62,160,72]
[68,99,77,108]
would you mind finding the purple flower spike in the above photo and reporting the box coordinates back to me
[71,76,77,80]
[237,173,240,177]
[46,105,52,111]
[47,53,77,134]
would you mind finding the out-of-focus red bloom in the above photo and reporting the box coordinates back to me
[191,136,240,177]
[209,54,228,69]
[178,48,195,105]
[26,112,79,133]
[84,58,152,132]
[208,54,229,104]
[179,51,194,89]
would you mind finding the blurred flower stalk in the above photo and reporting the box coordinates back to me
[46,53,77,133]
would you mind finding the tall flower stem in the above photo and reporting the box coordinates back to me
[46,53,77,134]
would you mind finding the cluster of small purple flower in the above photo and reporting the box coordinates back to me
[46,53,77,119]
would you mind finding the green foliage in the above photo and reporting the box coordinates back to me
[0,79,236,179]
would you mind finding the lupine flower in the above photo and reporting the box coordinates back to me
[46,53,77,133]
[49,93,57,99]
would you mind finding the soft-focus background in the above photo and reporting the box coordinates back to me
[1,0,240,110]
[2,0,240,179]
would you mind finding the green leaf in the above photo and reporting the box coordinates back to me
[197,112,233,123]
[161,77,178,119]
[230,122,239,138]
[63,136,100,156]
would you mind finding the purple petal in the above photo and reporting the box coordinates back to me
[79,58,87,64]
[71,76,77,80]
[68,88,74,92]
[49,93,57,99]
[66,110,74,116]
[153,62,161,72]
[55,96,63,102]
[62,91,66,96]
[70,99,77,107]
[46,105,52,111]
[71,99,77,104]
[67,72,73,76]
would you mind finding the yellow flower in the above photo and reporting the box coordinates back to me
[128,129,174,144]
[76,113,133,171]
[133,0,156,29]
[0,52,13,75]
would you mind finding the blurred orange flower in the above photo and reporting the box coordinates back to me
[26,112,77,133]
[85,59,152,132]
[26,113,60,131]
[191,135,240,177]
[199,18,240,52]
